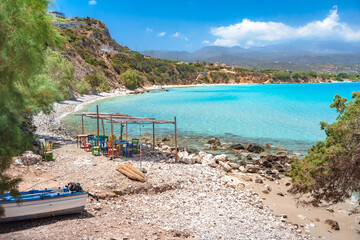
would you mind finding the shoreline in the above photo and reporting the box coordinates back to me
[28,83,360,240]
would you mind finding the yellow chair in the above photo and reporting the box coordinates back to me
[42,141,53,161]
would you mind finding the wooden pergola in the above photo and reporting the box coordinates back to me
[76,105,178,161]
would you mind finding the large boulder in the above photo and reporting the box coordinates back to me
[14,151,43,165]
[201,153,217,167]
[245,144,265,153]
[178,151,196,164]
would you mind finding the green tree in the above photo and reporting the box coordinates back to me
[120,69,143,90]
[0,0,64,216]
[289,92,360,205]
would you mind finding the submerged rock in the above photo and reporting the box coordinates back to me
[229,144,245,150]
[245,144,265,153]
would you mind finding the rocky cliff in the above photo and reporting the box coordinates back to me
[54,17,334,93]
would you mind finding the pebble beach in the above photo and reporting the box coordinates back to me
[1,87,359,240]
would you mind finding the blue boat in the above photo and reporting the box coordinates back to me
[0,186,88,222]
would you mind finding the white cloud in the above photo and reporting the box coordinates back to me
[89,0,97,5]
[172,32,188,41]
[202,40,210,44]
[146,28,153,32]
[211,6,360,47]
[157,32,166,37]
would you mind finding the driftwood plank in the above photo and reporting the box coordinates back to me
[116,163,146,182]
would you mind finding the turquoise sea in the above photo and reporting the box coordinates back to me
[62,83,360,156]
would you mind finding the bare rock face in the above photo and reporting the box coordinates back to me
[245,144,265,153]
[325,219,340,230]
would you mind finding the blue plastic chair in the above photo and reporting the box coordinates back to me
[123,142,133,157]
[87,134,94,142]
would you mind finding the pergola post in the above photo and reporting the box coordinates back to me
[174,117,178,162]
[126,122,128,141]
[96,105,100,146]
[111,115,113,148]
[101,118,105,135]
[120,123,123,140]
[82,115,84,134]
[152,124,155,150]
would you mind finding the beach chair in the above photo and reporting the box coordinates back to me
[107,141,118,159]
[123,142,133,157]
[91,140,100,156]
[83,138,92,152]
[87,134,94,142]
[132,138,139,153]
[42,141,53,161]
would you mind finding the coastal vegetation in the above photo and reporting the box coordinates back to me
[0,0,65,216]
[290,93,360,204]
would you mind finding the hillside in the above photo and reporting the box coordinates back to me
[142,45,360,74]
[53,17,359,94]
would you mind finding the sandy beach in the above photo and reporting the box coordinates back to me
[1,87,359,240]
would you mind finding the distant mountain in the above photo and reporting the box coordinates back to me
[142,40,360,73]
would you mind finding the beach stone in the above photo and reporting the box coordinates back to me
[201,153,216,167]
[325,219,340,230]
[193,155,202,164]
[162,138,170,142]
[219,161,232,172]
[198,151,207,158]
[246,164,259,173]
[255,177,263,184]
[264,143,272,148]
[245,144,265,153]
[229,144,245,150]
[161,145,170,150]
[214,154,228,163]
[222,175,245,188]
[262,189,269,194]
[208,162,218,168]
[228,162,240,169]
[239,166,247,173]
[242,175,253,182]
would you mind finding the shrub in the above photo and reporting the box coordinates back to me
[120,69,143,90]
[83,73,109,93]
[289,93,360,205]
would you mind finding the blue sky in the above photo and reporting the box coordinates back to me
[50,0,360,51]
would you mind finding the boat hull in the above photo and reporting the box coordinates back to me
[0,194,87,223]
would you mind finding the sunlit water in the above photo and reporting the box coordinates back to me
[62,83,360,156]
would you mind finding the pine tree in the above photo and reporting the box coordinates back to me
[0,0,64,216]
